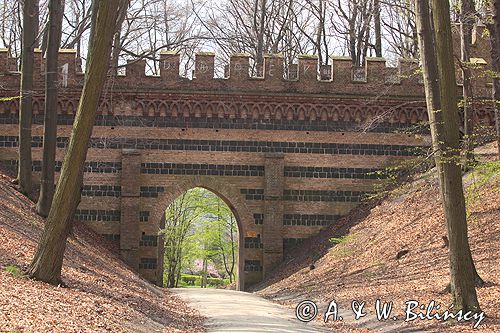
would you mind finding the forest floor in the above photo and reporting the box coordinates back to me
[0,167,205,332]
[255,142,500,333]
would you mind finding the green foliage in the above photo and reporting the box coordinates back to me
[161,187,238,288]
[4,264,23,278]
[329,234,357,258]
[0,96,20,102]
[465,161,500,223]
[176,273,229,288]
[367,151,435,199]
[329,234,356,245]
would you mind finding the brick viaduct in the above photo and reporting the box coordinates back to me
[0,28,495,290]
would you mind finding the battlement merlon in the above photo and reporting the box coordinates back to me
[0,39,493,98]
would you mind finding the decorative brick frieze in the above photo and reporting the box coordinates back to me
[81,185,121,197]
[283,214,340,226]
[240,189,265,200]
[283,189,373,202]
[140,186,165,198]
[244,260,263,272]
[141,162,264,177]
[284,166,384,179]
[75,209,121,222]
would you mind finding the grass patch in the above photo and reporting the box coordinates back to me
[329,234,357,258]
[465,160,500,223]
[4,264,24,278]
[168,273,231,288]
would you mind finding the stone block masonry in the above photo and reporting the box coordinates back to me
[0,40,495,289]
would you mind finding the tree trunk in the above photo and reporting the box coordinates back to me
[17,0,39,196]
[374,0,382,57]
[430,0,481,312]
[36,0,65,217]
[27,0,121,285]
[460,0,475,169]
[111,0,128,74]
[201,258,208,288]
[255,0,267,76]
[490,0,500,157]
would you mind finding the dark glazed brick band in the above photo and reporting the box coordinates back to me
[75,209,121,222]
[0,114,429,134]
[253,213,264,225]
[283,214,341,226]
[140,186,165,198]
[284,166,384,179]
[244,260,263,272]
[141,162,264,177]
[0,136,425,156]
[139,258,157,270]
[81,185,121,197]
[140,211,150,222]
[140,235,158,247]
[283,189,373,202]
[240,189,265,200]
[0,160,121,173]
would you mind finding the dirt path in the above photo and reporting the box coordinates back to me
[171,288,331,333]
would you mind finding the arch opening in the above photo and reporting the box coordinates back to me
[151,177,252,290]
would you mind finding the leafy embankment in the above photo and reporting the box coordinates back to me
[0,168,205,333]
[256,143,500,332]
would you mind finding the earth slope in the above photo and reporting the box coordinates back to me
[0,168,205,333]
[256,143,500,332]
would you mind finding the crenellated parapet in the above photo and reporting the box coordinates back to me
[0,26,493,99]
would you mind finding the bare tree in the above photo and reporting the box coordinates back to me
[27,0,122,285]
[416,0,481,312]
[381,0,418,60]
[37,0,65,217]
[330,0,375,66]
[460,0,477,168]
[17,0,39,196]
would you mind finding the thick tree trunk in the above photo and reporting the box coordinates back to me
[430,0,481,312]
[27,0,121,285]
[37,0,65,217]
[460,0,475,169]
[17,0,39,196]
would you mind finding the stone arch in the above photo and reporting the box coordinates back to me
[149,176,252,291]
